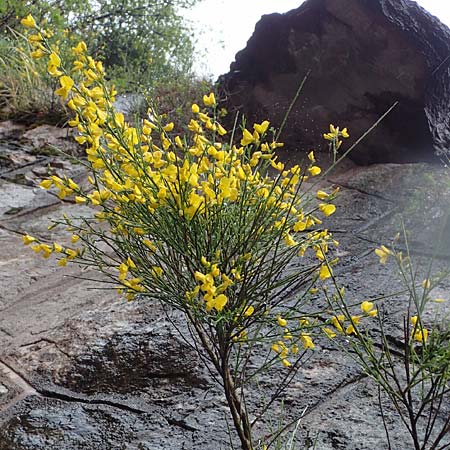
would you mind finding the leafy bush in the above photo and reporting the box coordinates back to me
[0,0,202,119]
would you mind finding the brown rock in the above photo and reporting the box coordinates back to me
[21,124,80,155]
[0,121,26,140]
[219,0,450,164]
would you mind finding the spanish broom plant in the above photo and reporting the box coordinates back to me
[19,14,369,449]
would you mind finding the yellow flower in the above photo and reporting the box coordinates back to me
[191,103,200,113]
[126,257,136,269]
[414,328,429,343]
[253,120,270,134]
[49,52,61,67]
[203,93,216,107]
[39,179,52,189]
[65,248,78,259]
[308,151,315,162]
[361,301,374,314]
[188,119,202,134]
[55,75,74,99]
[283,329,293,340]
[271,343,281,353]
[28,33,43,43]
[284,233,297,247]
[143,240,157,252]
[319,203,336,216]
[72,41,87,55]
[323,327,336,339]
[48,65,62,77]
[323,124,339,141]
[319,264,332,280]
[308,166,321,176]
[217,124,227,136]
[31,48,45,59]
[422,279,431,289]
[240,128,256,146]
[163,122,174,132]
[58,257,67,267]
[243,305,254,317]
[374,245,392,265]
[40,244,52,258]
[277,316,287,327]
[351,315,361,325]
[316,191,330,200]
[151,266,163,277]
[21,14,37,28]
[213,294,228,311]
[301,333,315,349]
[331,315,345,332]
[281,358,292,368]
[22,234,36,245]
[315,248,325,260]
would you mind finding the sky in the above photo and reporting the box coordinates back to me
[185,0,450,79]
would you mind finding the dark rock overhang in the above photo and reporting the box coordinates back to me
[219,0,450,165]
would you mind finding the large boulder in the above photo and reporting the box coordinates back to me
[219,0,450,164]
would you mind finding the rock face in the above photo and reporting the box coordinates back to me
[219,0,450,164]
[1,116,450,447]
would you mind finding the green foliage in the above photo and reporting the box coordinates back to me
[4,0,199,88]
[0,0,202,119]
[79,0,198,89]
[0,31,65,121]
[0,0,86,35]
[146,77,214,128]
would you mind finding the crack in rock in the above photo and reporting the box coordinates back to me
[300,372,367,420]
[0,359,151,418]
[19,338,72,358]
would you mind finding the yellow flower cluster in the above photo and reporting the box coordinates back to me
[22,234,80,266]
[190,261,233,312]
[323,124,350,151]
[375,245,393,265]
[116,256,148,300]
[329,301,378,336]
[20,16,346,314]
[411,315,429,343]
[271,316,315,368]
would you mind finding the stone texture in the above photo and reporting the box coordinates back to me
[1,120,450,448]
[219,0,450,164]
[21,124,80,156]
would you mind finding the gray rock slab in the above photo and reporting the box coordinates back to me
[0,160,449,449]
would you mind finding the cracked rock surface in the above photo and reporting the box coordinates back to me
[0,120,450,449]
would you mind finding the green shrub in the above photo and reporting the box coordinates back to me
[0,0,201,120]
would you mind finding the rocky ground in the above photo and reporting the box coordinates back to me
[0,121,449,449]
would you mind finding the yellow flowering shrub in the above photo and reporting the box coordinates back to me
[20,16,352,450]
